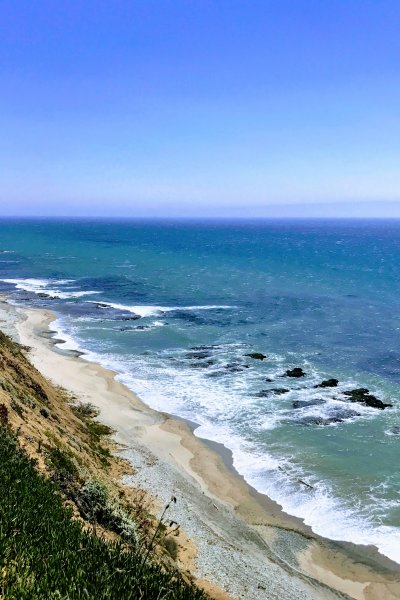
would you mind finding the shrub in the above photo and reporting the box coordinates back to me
[0,403,8,426]
[76,480,138,545]
[10,400,24,418]
[47,445,79,479]
[72,401,100,419]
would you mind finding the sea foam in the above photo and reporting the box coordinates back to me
[45,316,400,565]
[1,278,100,299]
[86,301,234,317]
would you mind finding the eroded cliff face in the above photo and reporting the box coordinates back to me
[0,329,114,479]
[0,329,197,578]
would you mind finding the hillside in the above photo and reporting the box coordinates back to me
[0,330,208,599]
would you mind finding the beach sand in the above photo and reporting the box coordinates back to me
[2,298,400,600]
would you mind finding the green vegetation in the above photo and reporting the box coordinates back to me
[71,401,113,466]
[0,427,208,600]
[0,330,29,355]
[47,445,80,479]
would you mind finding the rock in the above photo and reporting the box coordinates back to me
[185,351,212,360]
[264,378,274,383]
[190,345,221,350]
[190,360,215,368]
[314,378,339,388]
[332,408,360,420]
[120,315,141,321]
[255,388,289,397]
[245,352,267,360]
[362,395,392,409]
[389,426,400,435]
[95,303,112,309]
[295,416,341,426]
[205,371,224,378]
[343,387,369,398]
[294,408,360,426]
[284,368,306,378]
[292,399,325,409]
[343,388,392,409]
[294,416,326,426]
[225,363,249,372]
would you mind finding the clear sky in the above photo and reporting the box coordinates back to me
[1,1,400,217]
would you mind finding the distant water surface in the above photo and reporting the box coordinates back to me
[0,218,399,563]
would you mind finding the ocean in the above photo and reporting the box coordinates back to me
[0,218,399,563]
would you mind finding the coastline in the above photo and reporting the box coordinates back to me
[2,297,400,599]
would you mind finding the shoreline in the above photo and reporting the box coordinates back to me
[2,297,400,599]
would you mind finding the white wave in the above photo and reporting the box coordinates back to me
[39,316,400,565]
[86,301,234,317]
[49,318,85,353]
[236,449,400,564]
[385,428,400,437]
[2,278,53,291]
[46,290,100,299]
[1,278,100,299]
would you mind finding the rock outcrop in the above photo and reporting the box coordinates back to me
[314,379,338,388]
[245,352,267,360]
[284,368,306,378]
[343,388,392,409]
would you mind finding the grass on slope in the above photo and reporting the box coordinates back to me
[0,426,207,600]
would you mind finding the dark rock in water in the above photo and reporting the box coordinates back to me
[185,351,212,360]
[95,303,112,309]
[264,378,274,383]
[120,315,141,321]
[245,352,267,360]
[343,388,392,409]
[296,416,325,426]
[389,426,400,435]
[37,292,52,299]
[190,360,215,368]
[332,408,360,420]
[343,387,369,398]
[190,345,221,351]
[285,368,306,378]
[314,378,339,388]
[120,325,151,331]
[205,371,224,378]
[225,363,249,372]
[294,408,360,426]
[292,399,326,409]
[255,388,289,397]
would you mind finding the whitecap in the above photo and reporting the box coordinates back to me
[1,278,100,299]
[86,301,234,317]
[37,315,400,565]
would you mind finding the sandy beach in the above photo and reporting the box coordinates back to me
[2,297,399,600]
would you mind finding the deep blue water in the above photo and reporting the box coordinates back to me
[0,218,399,562]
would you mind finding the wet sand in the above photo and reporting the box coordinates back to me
[3,298,399,600]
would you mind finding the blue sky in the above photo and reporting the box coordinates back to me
[1,0,400,217]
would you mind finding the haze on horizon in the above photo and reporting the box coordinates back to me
[1,1,400,218]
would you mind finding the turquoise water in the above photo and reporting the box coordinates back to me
[0,218,399,562]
